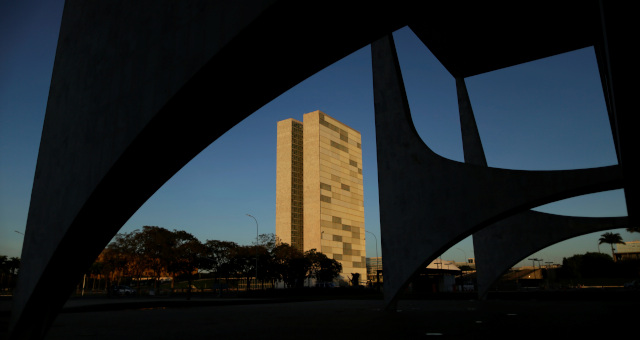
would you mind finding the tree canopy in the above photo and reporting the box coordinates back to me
[599,232,625,260]
[0,256,20,290]
[93,228,342,291]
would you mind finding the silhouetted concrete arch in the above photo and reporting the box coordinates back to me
[11,1,635,338]
[371,33,623,309]
[10,1,413,338]
[454,77,627,299]
[474,211,628,298]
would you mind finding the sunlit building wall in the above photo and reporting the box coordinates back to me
[275,118,304,250]
[276,111,366,282]
[615,240,640,261]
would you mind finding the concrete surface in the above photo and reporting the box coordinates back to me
[455,77,628,298]
[371,33,623,310]
[15,1,634,338]
[13,1,410,337]
[4,291,639,339]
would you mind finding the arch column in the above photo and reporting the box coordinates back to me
[372,33,622,309]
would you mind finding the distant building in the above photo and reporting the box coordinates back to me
[410,259,463,293]
[454,258,476,270]
[276,111,366,282]
[615,240,640,261]
[366,257,383,283]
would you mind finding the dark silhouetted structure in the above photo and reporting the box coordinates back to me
[10,1,634,338]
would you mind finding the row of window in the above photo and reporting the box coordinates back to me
[331,254,365,265]
[352,261,365,268]
[319,117,358,146]
[320,181,356,194]
[318,162,362,183]
[319,115,346,135]
[320,221,364,233]
[318,114,362,149]
[330,140,349,153]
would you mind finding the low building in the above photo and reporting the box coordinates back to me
[366,257,383,284]
[615,240,640,261]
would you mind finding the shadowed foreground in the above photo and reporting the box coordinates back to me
[20,291,637,339]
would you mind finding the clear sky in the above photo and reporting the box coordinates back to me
[1,1,634,269]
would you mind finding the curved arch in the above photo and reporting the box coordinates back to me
[371,33,623,309]
[453,77,627,299]
[474,211,628,298]
[10,2,413,338]
[10,2,634,338]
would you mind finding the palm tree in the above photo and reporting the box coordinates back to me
[599,232,625,261]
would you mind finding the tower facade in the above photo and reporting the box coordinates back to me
[276,110,366,283]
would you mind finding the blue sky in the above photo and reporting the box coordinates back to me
[1,1,633,268]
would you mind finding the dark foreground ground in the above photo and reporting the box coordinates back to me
[2,290,639,339]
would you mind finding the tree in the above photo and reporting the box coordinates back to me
[0,256,19,289]
[305,249,342,284]
[272,243,310,288]
[627,226,640,233]
[232,245,258,290]
[169,230,204,299]
[254,233,278,289]
[0,256,7,288]
[95,247,127,294]
[138,226,178,290]
[202,240,238,284]
[109,229,149,289]
[599,232,625,261]
[558,252,615,279]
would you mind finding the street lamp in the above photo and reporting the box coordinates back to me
[537,259,544,271]
[365,230,380,289]
[246,214,258,290]
[456,248,467,264]
[455,248,469,289]
[528,258,539,279]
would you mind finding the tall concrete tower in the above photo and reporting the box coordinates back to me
[276,110,366,283]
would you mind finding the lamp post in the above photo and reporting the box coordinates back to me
[537,259,544,288]
[528,258,539,279]
[246,214,258,290]
[456,248,467,264]
[365,230,380,289]
[456,248,468,289]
